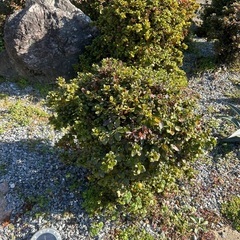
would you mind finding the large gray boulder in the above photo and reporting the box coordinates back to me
[1,0,96,82]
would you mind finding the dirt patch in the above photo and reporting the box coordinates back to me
[213,226,240,240]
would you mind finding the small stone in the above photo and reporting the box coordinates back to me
[9,183,15,189]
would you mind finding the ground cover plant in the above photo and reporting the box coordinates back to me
[0,94,48,134]
[221,196,240,231]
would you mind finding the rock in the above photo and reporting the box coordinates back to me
[0,51,19,80]
[0,182,11,224]
[3,0,97,82]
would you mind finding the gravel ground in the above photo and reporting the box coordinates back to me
[0,38,239,239]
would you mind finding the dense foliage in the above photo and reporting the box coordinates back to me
[0,0,25,51]
[0,0,24,14]
[0,0,25,24]
[201,0,240,63]
[48,58,213,215]
[221,196,240,231]
[75,0,198,73]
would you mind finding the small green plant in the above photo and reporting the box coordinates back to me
[16,77,30,89]
[89,221,104,237]
[0,93,8,100]
[8,100,48,127]
[149,203,209,239]
[0,96,49,134]
[23,194,50,218]
[0,126,4,134]
[116,225,155,240]
[221,196,240,231]
[221,103,240,142]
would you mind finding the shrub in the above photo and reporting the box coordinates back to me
[221,196,240,231]
[75,0,198,72]
[0,0,25,48]
[201,0,240,63]
[0,0,24,15]
[48,58,213,216]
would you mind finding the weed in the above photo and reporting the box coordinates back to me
[0,163,7,175]
[0,94,49,134]
[0,93,8,99]
[8,100,48,127]
[221,196,240,231]
[207,105,217,114]
[16,78,30,89]
[116,225,155,240]
[89,221,104,237]
[149,203,209,239]
[24,194,50,217]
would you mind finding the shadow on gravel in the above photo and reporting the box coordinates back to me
[213,97,240,106]
[215,141,240,156]
[0,137,90,240]
[182,38,217,77]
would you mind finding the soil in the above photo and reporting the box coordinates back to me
[213,226,240,240]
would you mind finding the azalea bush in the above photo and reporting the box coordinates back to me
[75,0,198,74]
[48,58,213,216]
[47,0,215,220]
[201,0,240,63]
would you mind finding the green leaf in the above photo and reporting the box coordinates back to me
[114,132,122,141]
[228,103,240,117]
[221,116,240,128]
